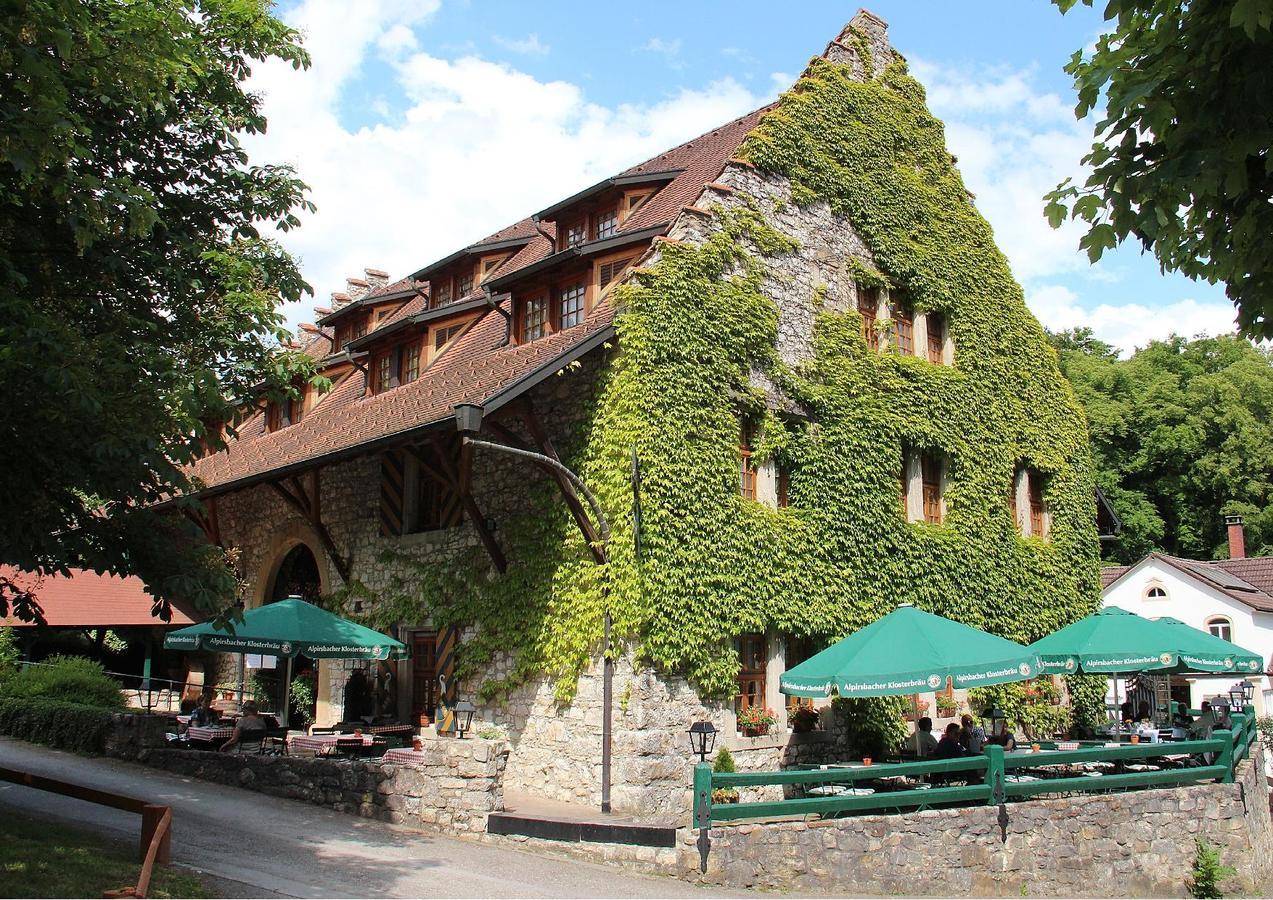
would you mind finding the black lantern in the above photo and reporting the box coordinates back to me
[980,706,1007,739]
[453,699,476,739]
[454,403,484,434]
[1228,680,1255,711]
[688,720,717,762]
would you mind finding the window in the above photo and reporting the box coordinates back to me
[400,343,421,384]
[403,438,464,534]
[372,352,393,394]
[265,402,282,433]
[480,254,510,283]
[1028,472,1048,539]
[351,314,369,340]
[595,208,618,240]
[434,280,452,307]
[623,190,652,223]
[457,271,474,298]
[432,322,467,357]
[892,297,914,355]
[597,256,634,290]
[921,454,943,524]
[784,636,817,715]
[559,282,586,329]
[1206,617,1233,642]
[735,633,767,717]
[564,220,587,249]
[1145,585,1168,600]
[926,312,945,364]
[521,296,548,342]
[739,423,758,501]
[858,288,879,350]
[777,465,791,509]
[376,308,394,324]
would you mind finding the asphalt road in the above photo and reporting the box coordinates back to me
[0,738,742,898]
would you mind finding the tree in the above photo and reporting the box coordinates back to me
[0,0,323,622]
[1049,329,1273,563]
[1045,0,1273,339]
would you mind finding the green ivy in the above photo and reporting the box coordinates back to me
[349,52,1101,715]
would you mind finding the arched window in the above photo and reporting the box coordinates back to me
[1145,585,1168,600]
[1206,616,1233,642]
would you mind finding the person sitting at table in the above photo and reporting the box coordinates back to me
[1172,702,1194,728]
[934,723,968,760]
[188,692,219,728]
[1120,698,1135,722]
[959,714,986,754]
[1135,701,1153,723]
[912,717,938,758]
[220,701,268,753]
[1189,701,1217,740]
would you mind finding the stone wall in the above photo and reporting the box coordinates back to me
[103,712,170,760]
[140,735,508,834]
[677,749,1273,897]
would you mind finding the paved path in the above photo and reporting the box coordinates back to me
[0,738,740,898]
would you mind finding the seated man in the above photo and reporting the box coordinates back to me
[934,723,968,760]
[187,692,220,728]
[1189,701,1217,740]
[912,716,938,758]
[220,701,268,753]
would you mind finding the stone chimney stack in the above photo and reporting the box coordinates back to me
[345,275,371,302]
[364,267,390,289]
[825,9,897,79]
[330,291,351,308]
[1226,514,1246,560]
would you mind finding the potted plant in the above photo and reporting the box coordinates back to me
[710,747,739,804]
[790,705,820,734]
[935,694,958,718]
[737,705,776,737]
[903,697,929,722]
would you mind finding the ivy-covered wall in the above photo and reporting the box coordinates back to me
[364,23,1102,711]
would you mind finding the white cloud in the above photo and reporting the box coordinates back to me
[1027,284,1238,356]
[493,33,549,56]
[638,37,684,69]
[243,1,759,323]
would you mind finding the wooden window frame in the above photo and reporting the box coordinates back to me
[558,281,587,330]
[456,268,475,299]
[921,454,943,524]
[621,189,653,225]
[594,207,619,241]
[1206,616,1233,643]
[562,218,587,251]
[350,313,369,341]
[265,402,282,433]
[592,249,637,305]
[892,295,914,355]
[777,465,791,509]
[1028,473,1047,538]
[858,287,879,350]
[739,422,758,501]
[434,278,452,307]
[520,294,550,343]
[735,633,767,717]
[428,320,469,362]
[926,312,945,364]
[400,341,421,385]
[479,253,512,285]
[371,352,393,395]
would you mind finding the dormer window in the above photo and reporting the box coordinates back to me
[522,295,549,342]
[430,321,467,360]
[559,282,586,330]
[401,344,421,384]
[266,386,306,432]
[595,208,618,240]
[564,221,587,249]
[372,353,393,395]
[622,190,653,224]
[434,281,452,307]
[457,271,474,298]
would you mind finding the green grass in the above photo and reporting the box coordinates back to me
[0,808,208,898]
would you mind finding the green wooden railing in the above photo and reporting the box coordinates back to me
[692,707,1258,827]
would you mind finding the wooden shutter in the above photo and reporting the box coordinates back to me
[599,256,634,289]
[379,449,406,536]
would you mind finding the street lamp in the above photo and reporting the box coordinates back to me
[980,707,1007,739]
[688,721,717,762]
[453,700,476,739]
[1228,680,1254,711]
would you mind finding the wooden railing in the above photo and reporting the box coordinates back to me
[692,707,1258,828]
[0,766,172,898]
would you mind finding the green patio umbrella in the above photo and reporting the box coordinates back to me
[779,604,1041,698]
[1152,616,1264,677]
[163,598,408,660]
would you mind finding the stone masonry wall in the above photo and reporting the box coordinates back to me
[140,735,508,833]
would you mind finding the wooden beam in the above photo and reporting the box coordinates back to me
[269,478,351,583]
[456,431,507,573]
[517,401,606,564]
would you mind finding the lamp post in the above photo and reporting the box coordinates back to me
[454,404,615,811]
[1228,680,1254,712]
[688,720,717,763]
[453,700,476,739]
[980,706,1007,740]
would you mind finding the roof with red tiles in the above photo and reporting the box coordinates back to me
[1102,553,1273,613]
[0,566,197,627]
[190,104,769,494]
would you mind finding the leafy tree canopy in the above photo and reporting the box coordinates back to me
[0,0,323,621]
[1045,0,1273,339]
[1049,328,1273,563]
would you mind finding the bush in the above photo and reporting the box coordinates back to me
[711,746,738,804]
[0,628,18,688]
[0,655,125,709]
[0,697,115,754]
[1188,839,1236,898]
[834,696,908,759]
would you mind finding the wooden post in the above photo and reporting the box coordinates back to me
[984,743,1005,805]
[1216,728,1235,783]
[140,804,171,864]
[693,761,713,873]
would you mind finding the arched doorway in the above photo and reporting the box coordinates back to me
[257,543,322,725]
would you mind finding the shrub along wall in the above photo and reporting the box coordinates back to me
[0,697,116,754]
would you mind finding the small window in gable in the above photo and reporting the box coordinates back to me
[434,280,452,307]
[739,422,758,501]
[564,220,587,249]
[457,271,474,298]
[521,296,549,343]
[559,282,586,330]
[432,322,467,358]
[400,343,421,384]
[1206,616,1233,642]
[858,288,879,350]
[351,313,369,341]
[372,352,393,395]
[1145,585,1168,600]
[622,190,652,223]
[926,312,945,364]
[598,256,634,290]
[892,295,914,355]
[480,254,511,284]
[595,208,618,240]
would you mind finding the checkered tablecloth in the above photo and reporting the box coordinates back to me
[288,733,380,754]
[382,748,429,767]
[363,723,413,736]
[187,726,235,742]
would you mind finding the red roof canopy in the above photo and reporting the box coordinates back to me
[1,566,197,628]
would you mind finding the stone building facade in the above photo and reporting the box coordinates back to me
[187,10,1099,821]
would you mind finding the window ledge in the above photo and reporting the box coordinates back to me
[724,729,833,752]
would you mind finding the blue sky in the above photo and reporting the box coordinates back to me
[249,1,1237,354]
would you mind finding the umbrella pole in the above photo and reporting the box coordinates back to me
[281,656,293,729]
[1113,672,1121,741]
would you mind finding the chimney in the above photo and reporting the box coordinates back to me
[364,267,390,289]
[346,276,371,301]
[299,323,320,335]
[330,291,351,307]
[1226,515,1246,560]
[824,9,895,79]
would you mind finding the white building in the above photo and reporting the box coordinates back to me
[1101,515,1273,715]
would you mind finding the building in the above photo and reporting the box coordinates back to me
[1101,515,1273,715]
[181,11,1101,816]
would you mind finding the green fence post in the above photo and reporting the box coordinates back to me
[693,762,713,873]
[1216,728,1235,783]
[984,743,1004,806]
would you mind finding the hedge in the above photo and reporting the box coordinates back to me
[0,697,115,754]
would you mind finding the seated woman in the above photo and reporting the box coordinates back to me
[220,701,268,753]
